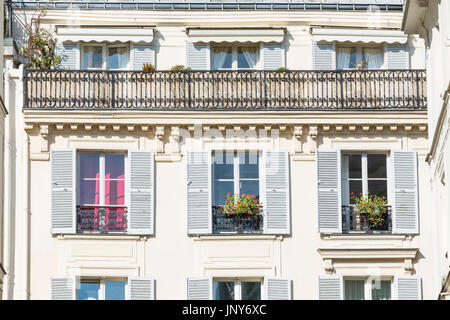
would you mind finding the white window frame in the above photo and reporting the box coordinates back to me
[213,278,263,300]
[210,44,260,70]
[336,43,386,70]
[76,151,128,209]
[212,150,262,205]
[81,43,130,70]
[343,277,393,300]
[77,278,128,300]
[341,152,391,206]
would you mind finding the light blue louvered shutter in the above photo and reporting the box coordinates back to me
[392,150,419,234]
[317,150,342,233]
[264,150,290,234]
[318,275,343,300]
[187,277,212,300]
[51,149,76,234]
[51,277,76,300]
[313,42,334,70]
[187,151,212,234]
[131,45,154,71]
[55,42,79,70]
[186,41,210,70]
[387,45,409,69]
[394,275,422,300]
[261,43,285,70]
[265,278,292,300]
[128,151,154,235]
[128,277,155,300]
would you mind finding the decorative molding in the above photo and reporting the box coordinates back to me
[309,125,318,153]
[39,124,49,153]
[293,125,303,154]
[155,125,165,154]
[171,125,181,155]
[318,248,418,260]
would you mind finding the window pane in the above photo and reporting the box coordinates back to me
[367,154,387,178]
[213,151,234,180]
[368,180,387,199]
[348,154,362,178]
[371,280,391,300]
[349,180,363,204]
[108,47,128,70]
[214,181,234,206]
[214,282,234,300]
[82,46,103,69]
[237,46,257,69]
[77,282,99,300]
[105,281,126,300]
[239,152,259,179]
[337,47,356,69]
[79,153,100,179]
[79,180,100,205]
[362,47,383,69]
[105,180,125,205]
[239,180,259,200]
[105,154,125,180]
[344,280,365,300]
[241,282,261,300]
[212,47,232,69]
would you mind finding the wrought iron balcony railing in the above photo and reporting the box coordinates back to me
[24,69,426,111]
[212,206,263,233]
[76,205,127,233]
[342,205,392,233]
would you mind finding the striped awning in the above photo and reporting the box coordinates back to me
[57,27,155,43]
[311,28,408,44]
[186,28,285,43]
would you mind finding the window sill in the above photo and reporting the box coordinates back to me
[322,233,412,241]
[192,234,281,241]
[55,234,146,241]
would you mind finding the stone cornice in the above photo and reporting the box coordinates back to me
[318,248,418,260]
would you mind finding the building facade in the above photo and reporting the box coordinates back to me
[2,0,435,299]
[403,0,450,300]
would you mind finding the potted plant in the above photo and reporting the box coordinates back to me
[219,193,263,232]
[351,192,388,231]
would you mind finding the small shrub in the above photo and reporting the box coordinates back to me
[142,63,155,71]
[170,65,192,71]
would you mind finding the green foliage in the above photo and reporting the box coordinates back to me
[170,65,192,71]
[352,192,387,227]
[220,193,262,217]
[277,67,289,71]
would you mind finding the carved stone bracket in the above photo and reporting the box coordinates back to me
[293,125,303,154]
[324,259,334,274]
[171,126,180,155]
[39,124,49,153]
[309,125,318,153]
[155,125,165,154]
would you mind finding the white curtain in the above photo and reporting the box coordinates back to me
[363,48,383,69]
[241,47,257,69]
[344,280,365,300]
[212,48,230,70]
[337,47,352,70]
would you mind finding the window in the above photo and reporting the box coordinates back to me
[78,279,126,300]
[77,152,126,233]
[342,153,388,204]
[337,46,383,69]
[344,278,392,300]
[82,44,129,70]
[214,280,261,300]
[211,45,258,70]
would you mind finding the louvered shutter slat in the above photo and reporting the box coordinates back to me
[394,276,421,300]
[132,45,153,71]
[392,150,418,234]
[187,152,212,234]
[55,43,79,70]
[187,277,212,300]
[318,275,343,300]
[186,42,209,70]
[261,44,285,70]
[317,150,342,233]
[128,277,154,300]
[265,278,291,300]
[264,150,290,234]
[129,151,154,235]
[51,150,75,234]
[313,43,334,70]
[51,277,76,300]
[387,45,408,69]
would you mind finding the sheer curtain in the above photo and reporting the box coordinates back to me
[363,48,383,69]
[241,47,257,69]
[344,280,365,300]
[212,47,230,69]
[337,47,352,70]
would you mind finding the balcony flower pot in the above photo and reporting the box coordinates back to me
[219,193,263,233]
[351,192,388,231]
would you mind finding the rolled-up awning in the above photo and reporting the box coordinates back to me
[57,27,155,43]
[311,28,408,44]
[186,27,285,43]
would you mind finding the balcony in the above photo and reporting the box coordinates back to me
[212,206,263,234]
[76,206,127,233]
[24,69,426,111]
[342,205,392,233]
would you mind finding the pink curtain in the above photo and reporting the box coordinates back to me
[105,154,125,231]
